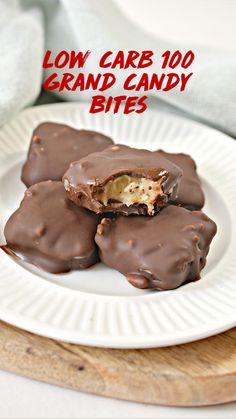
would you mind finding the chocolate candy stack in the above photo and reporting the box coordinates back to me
[4,122,216,290]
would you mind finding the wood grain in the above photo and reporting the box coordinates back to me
[0,321,235,406]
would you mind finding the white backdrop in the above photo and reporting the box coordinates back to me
[116,0,236,51]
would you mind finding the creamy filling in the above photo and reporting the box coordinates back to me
[96,175,164,215]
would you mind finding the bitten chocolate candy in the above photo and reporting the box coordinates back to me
[63,144,183,216]
[157,150,205,210]
[95,206,217,290]
[21,122,113,186]
[4,181,100,273]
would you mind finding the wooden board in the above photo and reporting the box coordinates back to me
[0,321,236,406]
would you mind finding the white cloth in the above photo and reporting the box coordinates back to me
[0,0,43,126]
[0,0,236,136]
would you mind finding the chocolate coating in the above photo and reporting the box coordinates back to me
[21,122,113,186]
[95,206,217,290]
[4,181,100,273]
[63,144,183,215]
[157,150,205,210]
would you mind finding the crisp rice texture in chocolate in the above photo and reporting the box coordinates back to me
[157,150,205,210]
[63,144,183,215]
[4,181,100,273]
[21,122,113,186]
[95,205,217,290]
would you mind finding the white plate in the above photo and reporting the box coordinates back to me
[0,102,235,348]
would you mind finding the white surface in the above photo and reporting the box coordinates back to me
[1,2,236,418]
[0,370,236,419]
[1,102,236,349]
[115,0,236,51]
[0,370,235,419]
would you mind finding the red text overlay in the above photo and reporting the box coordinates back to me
[43,50,195,114]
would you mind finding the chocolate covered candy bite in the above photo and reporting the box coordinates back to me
[21,122,113,186]
[4,181,100,273]
[95,206,217,290]
[63,145,183,215]
[157,150,205,210]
